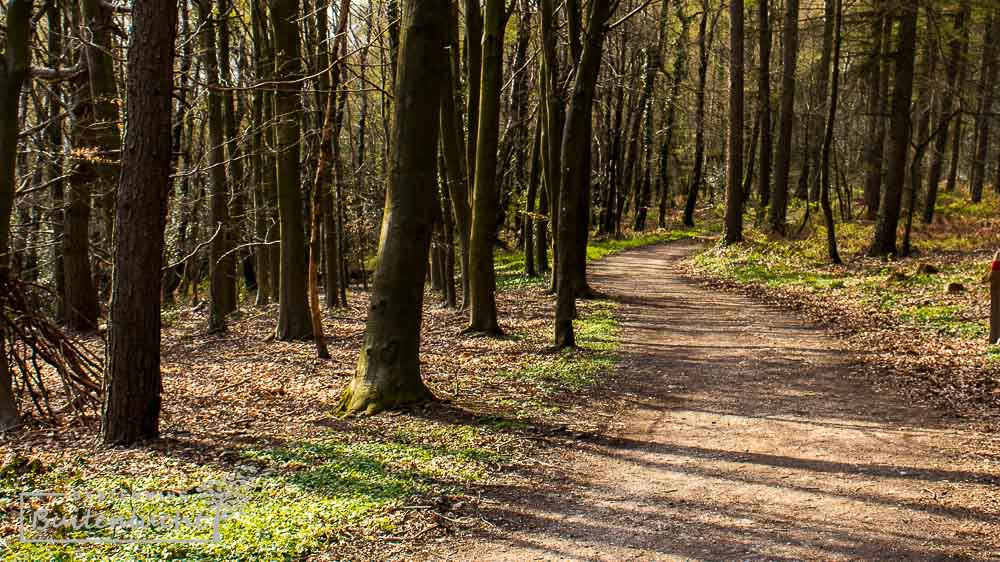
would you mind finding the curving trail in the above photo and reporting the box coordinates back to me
[438,241,1000,561]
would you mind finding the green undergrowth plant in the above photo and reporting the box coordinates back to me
[2,425,506,561]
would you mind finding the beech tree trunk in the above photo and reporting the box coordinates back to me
[870,5,918,257]
[101,0,178,445]
[337,0,445,414]
[767,0,799,235]
[724,0,744,244]
[969,12,999,203]
[272,0,313,340]
[466,0,507,335]
[554,0,611,348]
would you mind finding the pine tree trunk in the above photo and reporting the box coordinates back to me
[101,0,178,445]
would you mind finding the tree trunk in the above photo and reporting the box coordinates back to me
[524,120,541,278]
[969,12,1000,203]
[0,0,33,430]
[272,0,313,340]
[683,0,710,228]
[758,0,772,208]
[65,0,120,331]
[101,0,178,445]
[337,0,445,414]
[820,0,843,264]
[724,0,745,244]
[863,7,889,221]
[465,0,507,335]
[870,5,918,257]
[554,0,611,348]
[197,0,236,333]
[767,0,799,235]
[924,1,970,223]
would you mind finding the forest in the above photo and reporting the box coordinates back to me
[1,0,999,558]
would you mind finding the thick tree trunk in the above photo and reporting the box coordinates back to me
[272,0,313,340]
[337,0,445,414]
[101,0,178,445]
[767,0,799,235]
[870,5,918,257]
[0,0,33,430]
[724,0,744,244]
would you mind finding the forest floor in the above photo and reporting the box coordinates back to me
[430,240,1000,561]
[4,196,1000,560]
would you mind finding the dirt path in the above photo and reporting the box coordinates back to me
[436,241,1000,561]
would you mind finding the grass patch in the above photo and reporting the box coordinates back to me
[3,427,504,561]
[503,301,619,394]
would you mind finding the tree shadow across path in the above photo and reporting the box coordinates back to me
[430,240,1000,561]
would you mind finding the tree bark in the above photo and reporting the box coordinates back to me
[466,0,507,335]
[554,0,611,348]
[272,0,313,340]
[724,0,744,244]
[337,0,446,414]
[820,0,842,264]
[924,1,969,223]
[862,6,889,221]
[757,0,772,208]
[767,0,799,235]
[870,5,918,257]
[101,0,178,445]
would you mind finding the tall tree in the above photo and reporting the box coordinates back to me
[767,0,799,235]
[337,0,446,414]
[65,0,121,331]
[924,0,969,223]
[870,5,918,257]
[862,6,889,221]
[465,0,508,334]
[969,12,999,203]
[682,0,710,228]
[554,0,611,347]
[196,0,236,333]
[724,0,744,244]
[101,0,179,444]
[819,0,842,264]
[272,0,313,340]
[757,0,772,208]
[0,0,34,429]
